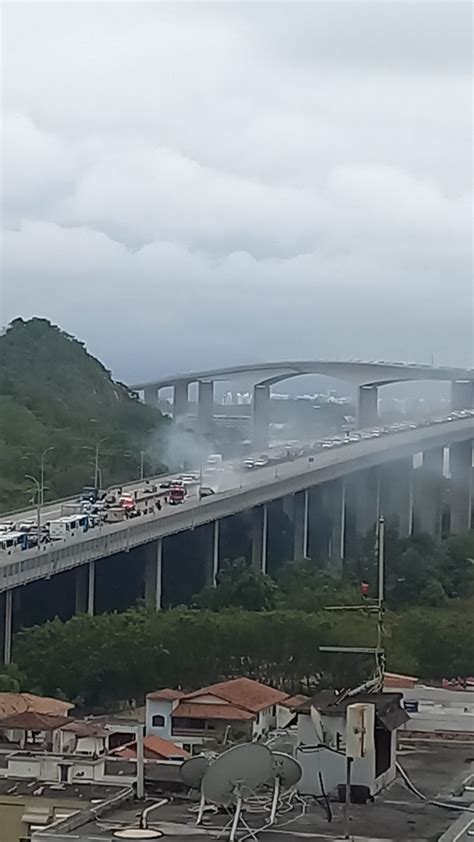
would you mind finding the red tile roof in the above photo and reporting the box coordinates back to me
[185,678,288,714]
[0,693,73,720]
[172,702,254,722]
[280,694,310,709]
[146,688,185,701]
[0,712,71,731]
[111,735,189,760]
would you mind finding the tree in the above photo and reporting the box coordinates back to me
[193,558,278,611]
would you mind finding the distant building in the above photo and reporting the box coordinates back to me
[146,678,292,750]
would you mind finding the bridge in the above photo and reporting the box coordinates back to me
[0,417,472,665]
[131,360,474,446]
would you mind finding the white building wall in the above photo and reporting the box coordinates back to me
[145,699,174,738]
[296,712,395,797]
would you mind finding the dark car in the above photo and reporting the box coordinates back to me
[160,481,174,489]
[199,486,215,499]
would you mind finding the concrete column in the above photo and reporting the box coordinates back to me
[75,565,89,614]
[450,440,472,534]
[357,385,378,428]
[355,467,380,535]
[329,479,346,576]
[143,386,158,406]
[293,489,309,563]
[380,458,413,537]
[174,381,189,419]
[252,384,270,450]
[3,590,13,666]
[87,560,95,616]
[251,505,268,573]
[198,380,214,438]
[144,538,163,610]
[416,447,444,539]
[212,520,220,585]
[451,380,474,411]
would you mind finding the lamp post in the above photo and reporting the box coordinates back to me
[40,446,55,507]
[93,438,108,490]
[25,474,41,549]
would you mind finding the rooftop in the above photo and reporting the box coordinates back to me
[110,736,189,760]
[185,677,289,713]
[172,701,254,721]
[0,692,73,720]
[32,744,474,841]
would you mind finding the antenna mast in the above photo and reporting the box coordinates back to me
[320,515,386,695]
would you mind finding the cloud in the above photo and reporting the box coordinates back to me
[1,2,472,379]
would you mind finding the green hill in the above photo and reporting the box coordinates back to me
[0,318,166,513]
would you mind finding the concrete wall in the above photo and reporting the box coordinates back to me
[296,712,396,797]
[145,698,174,739]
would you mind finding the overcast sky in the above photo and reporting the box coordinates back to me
[1,1,472,382]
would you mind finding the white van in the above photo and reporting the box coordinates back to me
[0,532,28,553]
[49,514,89,540]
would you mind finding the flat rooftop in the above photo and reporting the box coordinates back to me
[38,744,474,841]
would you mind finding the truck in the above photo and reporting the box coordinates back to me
[103,507,127,523]
[169,485,186,505]
[207,454,223,470]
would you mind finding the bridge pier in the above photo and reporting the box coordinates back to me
[75,562,95,615]
[174,381,189,420]
[252,505,268,573]
[293,489,309,563]
[357,385,378,428]
[449,440,472,534]
[415,447,444,539]
[198,380,214,439]
[380,458,413,537]
[143,386,158,406]
[355,467,380,536]
[328,479,346,576]
[203,520,220,587]
[3,590,13,665]
[144,539,163,610]
[252,384,270,450]
[451,380,474,411]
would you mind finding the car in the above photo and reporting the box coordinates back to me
[179,475,199,485]
[160,480,174,489]
[242,459,255,469]
[199,486,215,499]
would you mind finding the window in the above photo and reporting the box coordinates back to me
[152,714,165,728]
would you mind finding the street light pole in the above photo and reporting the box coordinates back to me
[40,446,55,507]
[25,474,41,550]
[94,438,108,490]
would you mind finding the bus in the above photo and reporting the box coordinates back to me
[0,531,29,553]
[49,514,90,540]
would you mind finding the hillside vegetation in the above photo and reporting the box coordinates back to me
[0,318,166,512]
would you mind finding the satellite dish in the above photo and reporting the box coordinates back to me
[180,755,210,789]
[202,743,273,807]
[201,744,274,842]
[268,751,303,825]
[271,751,302,789]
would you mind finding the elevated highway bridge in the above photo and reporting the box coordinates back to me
[131,360,474,446]
[0,417,472,665]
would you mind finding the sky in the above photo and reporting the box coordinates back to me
[1,1,472,383]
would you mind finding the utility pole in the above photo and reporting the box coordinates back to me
[320,515,386,693]
[25,474,41,551]
[40,446,55,507]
